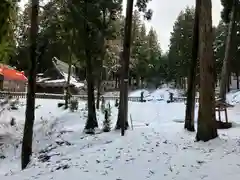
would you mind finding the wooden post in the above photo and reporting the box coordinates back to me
[218,108,221,122]
[224,108,228,123]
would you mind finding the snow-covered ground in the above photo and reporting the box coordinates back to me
[1,89,240,179]
[127,86,183,101]
[226,90,240,105]
[144,88,182,101]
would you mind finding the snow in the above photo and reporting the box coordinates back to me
[36,77,51,82]
[44,79,66,83]
[129,89,150,97]
[144,88,183,101]
[61,72,84,88]
[44,75,84,88]
[104,91,119,96]
[226,90,240,105]
[1,90,240,179]
[105,87,182,102]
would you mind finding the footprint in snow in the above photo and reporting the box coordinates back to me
[196,160,205,165]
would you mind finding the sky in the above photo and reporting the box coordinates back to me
[123,0,222,52]
[20,0,222,52]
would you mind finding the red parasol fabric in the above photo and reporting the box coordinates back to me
[0,66,27,81]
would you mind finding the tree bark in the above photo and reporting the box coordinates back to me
[236,72,239,89]
[116,0,134,136]
[96,54,104,110]
[115,76,118,88]
[229,73,232,85]
[96,9,106,110]
[115,52,129,131]
[83,0,98,132]
[227,73,231,92]
[136,75,140,87]
[140,77,144,88]
[184,0,200,132]
[219,0,237,101]
[21,0,39,170]
[196,0,218,142]
[65,35,73,109]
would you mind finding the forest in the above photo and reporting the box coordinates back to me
[0,0,239,176]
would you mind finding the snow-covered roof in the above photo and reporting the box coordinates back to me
[44,77,84,88]
[52,57,76,77]
[37,77,51,82]
[38,57,84,89]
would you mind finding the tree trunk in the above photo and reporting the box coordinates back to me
[182,78,185,89]
[176,78,181,88]
[236,72,239,89]
[96,55,104,110]
[96,69,102,109]
[116,74,120,88]
[229,73,232,85]
[85,61,98,131]
[184,0,200,132]
[21,0,39,170]
[116,0,134,135]
[65,36,73,109]
[115,76,118,88]
[140,77,144,88]
[174,79,177,88]
[115,52,129,131]
[184,78,187,89]
[96,9,106,110]
[196,0,218,142]
[219,0,237,101]
[83,0,98,132]
[227,73,230,92]
[179,78,182,89]
[136,75,140,87]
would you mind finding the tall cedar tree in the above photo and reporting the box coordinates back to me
[96,0,122,110]
[21,0,39,169]
[219,0,237,101]
[0,0,11,43]
[167,8,195,88]
[83,0,98,132]
[96,9,106,110]
[196,0,218,141]
[118,0,134,135]
[0,0,11,45]
[64,35,73,109]
[0,0,17,64]
[184,0,200,131]
[116,0,152,133]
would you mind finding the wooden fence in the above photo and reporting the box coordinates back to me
[174,97,200,103]
[0,91,198,103]
[0,91,141,101]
